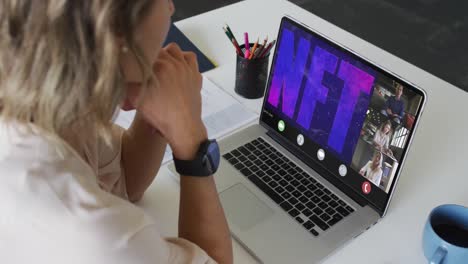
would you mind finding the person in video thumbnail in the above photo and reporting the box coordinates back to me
[359,151,383,187]
[373,120,393,156]
[381,83,405,124]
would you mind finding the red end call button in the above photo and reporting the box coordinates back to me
[362,181,372,195]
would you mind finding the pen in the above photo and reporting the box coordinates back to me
[248,38,259,59]
[245,49,250,59]
[259,39,276,58]
[244,32,250,52]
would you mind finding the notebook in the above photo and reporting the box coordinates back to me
[164,23,216,73]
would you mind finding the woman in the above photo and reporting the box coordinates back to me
[373,120,393,155]
[359,151,383,187]
[0,1,232,263]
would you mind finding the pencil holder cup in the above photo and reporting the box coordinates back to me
[234,44,270,99]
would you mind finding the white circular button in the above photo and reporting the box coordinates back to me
[297,134,304,146]
[339,165,347,177]
[317,149,325,161]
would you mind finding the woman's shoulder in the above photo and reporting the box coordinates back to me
[1,120,91,170]
[0,121,110,208]
[0,121,156,245]
[362,161,371,169]
[374,130,383,138]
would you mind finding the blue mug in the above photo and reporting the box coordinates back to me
[423,204,468,264]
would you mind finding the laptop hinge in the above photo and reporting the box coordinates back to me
[266,130,368,207]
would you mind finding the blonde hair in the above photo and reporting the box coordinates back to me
[371,151,382,171]
[380,120,393,135]
[0,0,154,146]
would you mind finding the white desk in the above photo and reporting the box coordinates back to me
[138,0,468,263]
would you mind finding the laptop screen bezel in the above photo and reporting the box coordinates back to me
[259,16,426,216]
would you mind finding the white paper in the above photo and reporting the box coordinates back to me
[113,76,258,164]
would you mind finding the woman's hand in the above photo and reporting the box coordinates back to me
[128,43,207,160]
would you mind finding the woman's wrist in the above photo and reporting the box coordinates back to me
[171,123,208,160]
[129,112,165,141]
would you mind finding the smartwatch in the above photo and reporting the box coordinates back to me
[173,139,220,177]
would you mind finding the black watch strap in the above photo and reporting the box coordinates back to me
[173,139,220,177]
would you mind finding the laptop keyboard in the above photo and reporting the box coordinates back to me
[222,137,355,237]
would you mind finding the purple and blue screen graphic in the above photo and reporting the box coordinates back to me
[267,21,377,164]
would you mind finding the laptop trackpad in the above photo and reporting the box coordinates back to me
[220,184,274,231]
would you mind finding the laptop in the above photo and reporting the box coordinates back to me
[172,16,426,263]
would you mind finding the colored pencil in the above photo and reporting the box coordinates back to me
[222,27,243,56]
[224,24,244,56]
[224,24,237,41]
[259,39,276,58]
[248,38,259,59]
[253,36,268,59]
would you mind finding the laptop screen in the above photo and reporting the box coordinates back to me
[261,17,425,213]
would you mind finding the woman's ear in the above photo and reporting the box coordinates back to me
[169,0,175,16]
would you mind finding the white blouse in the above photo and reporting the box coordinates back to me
[360,161,383,187]
[0,119,215,264]
[373,129,389,150]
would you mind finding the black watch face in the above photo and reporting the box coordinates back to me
[206,141,220,170]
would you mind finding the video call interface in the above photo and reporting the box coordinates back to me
[262,19,423,207]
